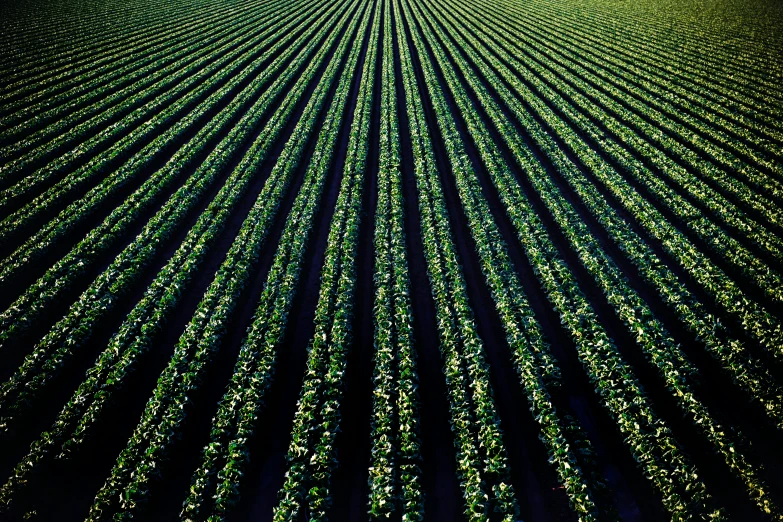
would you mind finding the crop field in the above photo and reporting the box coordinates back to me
[0,0,782,520]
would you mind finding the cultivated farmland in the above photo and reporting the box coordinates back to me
[1,0,782,520]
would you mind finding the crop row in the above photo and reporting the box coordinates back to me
[449,0,783,432]
[367,0,423,517]
[394,0,524,518]
[464,3,783,235]
[0,0,221,101]
[0,1,360,513]
[0,0,287,163]
[461,0,783,336]
[446,0,783,368]
[82,2,370,519]
[472,0,783,243]
[0,0,316,212]
[0,0,321,253]
[0,0,330,281]
[175,0,373,518]
[0,0,342,391]
[406,0,741,518]
[541,0,783,104]
[453,0,783,302]
[0,0,348,433]
[538,0,783,112]
[413,0,780,515]
[0,0,260,135]
[401,1,614,519]
[273,5,379,519]
[513,1,783,140]
[467,0,783,180]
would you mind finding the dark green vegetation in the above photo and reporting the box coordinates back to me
[1,0,782,520]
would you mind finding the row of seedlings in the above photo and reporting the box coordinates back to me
[273,3,379,518]
[437,0,783,365]
[0,0,213,90]
[454,0,783,292]
[0,0,361,512]
[456,0,783,306]
[367,0,424,517]
[178,0,375,519]
[0,0,317,213]
[434,0,783,432]
[394,0,522,518]
[0,0,349,428]
[0,0,292,164]
[468,0,783,203]
[537,0,783,107]
[510,0,783,142]
[0,0,332,279]
[405,0,722,517]
[0,0,341,360]
[82,1,371,519]
[471,0,783,232]
[0,0,267,132]
[491,3,783,191]
[413,0,781,515]
[401,0,615,519]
